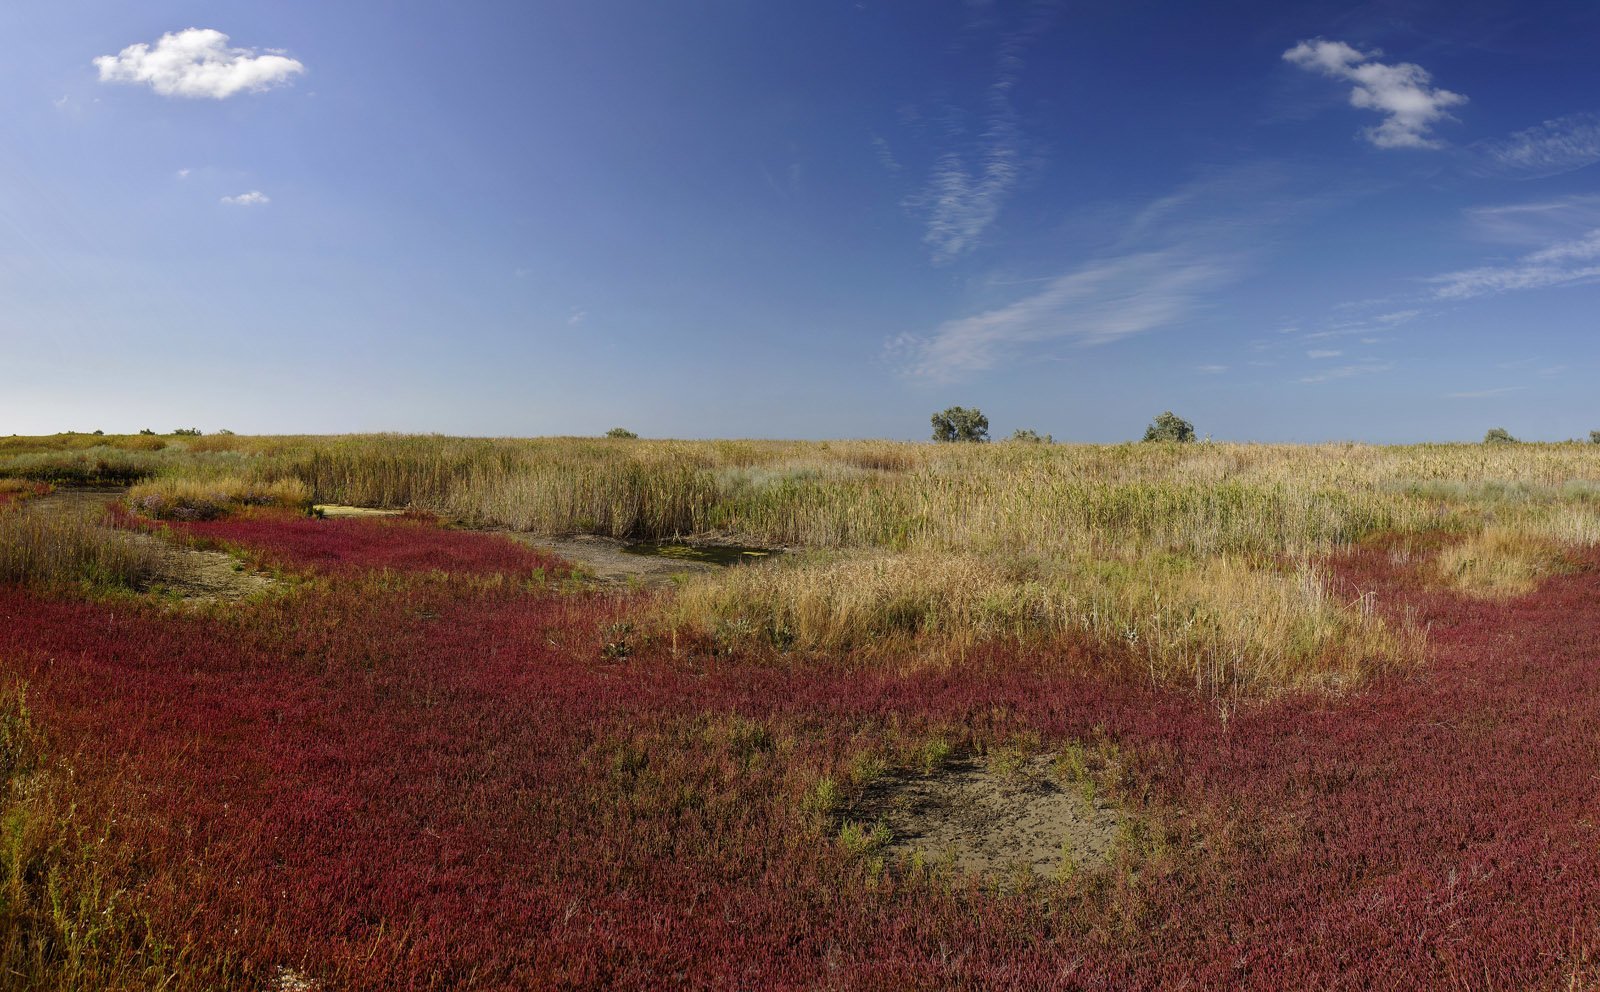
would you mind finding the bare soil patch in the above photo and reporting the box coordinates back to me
[503,533,721,588]
[858,756,1125,881]
[137,535,276,601]
[313,504,404,519]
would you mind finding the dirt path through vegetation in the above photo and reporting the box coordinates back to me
[501,533,719,587]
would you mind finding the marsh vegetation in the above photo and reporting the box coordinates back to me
[4,431,1600,988]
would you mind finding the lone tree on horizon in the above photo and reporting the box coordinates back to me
[931,406,989,443]
[1484,427,1517,444]
[1142,411,1196,443]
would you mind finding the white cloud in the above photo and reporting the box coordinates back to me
[176,168,191,179]
[567,308,589,326]
[891,251,1228,381]
[910,115,1021,264]
[220,190,269,206]
[1464,196,1600,246]
[903,8,1058,263]
[890,164,1330,381]
[1468,112,1600,179]
[1428,228,1600,299]
[95,29,304,100]
[921,139,1017,265]
[1299,361,1393,384]
[1283,39,1466,149]
[1307,349,1342,358]
[870,135,902,174]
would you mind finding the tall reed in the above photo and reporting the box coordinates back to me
[0,505,162,588]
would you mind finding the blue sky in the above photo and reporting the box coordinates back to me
[3,0,1599,441]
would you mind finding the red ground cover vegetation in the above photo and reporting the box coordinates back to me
[0,481,50,507]
[1,516,1597,989]
[170,510,567,579]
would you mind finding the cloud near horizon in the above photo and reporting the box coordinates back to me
[1299,360,1393,384]
[95,29,305,99]
[893,164,1315,383]
[891,250,1228,381]
[1429,228,1600,299]
[1283,39,1466,149]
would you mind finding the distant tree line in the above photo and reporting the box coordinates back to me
[926,408,1600,445]
[930,407,1197,444]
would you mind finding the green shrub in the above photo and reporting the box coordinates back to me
[605,427,639,439]
[1484,427,1517,445]
[931,407,989,443]
[1143,411,1196,443]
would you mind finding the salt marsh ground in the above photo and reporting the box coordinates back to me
[2,432,1599,989]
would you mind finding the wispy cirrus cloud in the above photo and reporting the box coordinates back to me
[1283,39,1466,149]
[95,29,305,100]
[891,164,1334,382]
[1466,112,1600,180]
[1299,360,1393,384]
[220,190,269,206]
[1463,196,1600,246]
[890,251,1229,381]
[1445,386,1522,399]
[1428,228,1600,299]
[869,135,902,175]
[903,6,1058,264]
[1306,197,1600,331]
